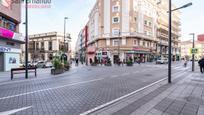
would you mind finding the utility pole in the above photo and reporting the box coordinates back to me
[25,0,28,79]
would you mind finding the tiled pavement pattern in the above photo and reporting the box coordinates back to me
[91,70,204,115]
[0,62,192,115]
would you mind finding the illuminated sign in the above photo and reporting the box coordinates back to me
[0,27,14,39]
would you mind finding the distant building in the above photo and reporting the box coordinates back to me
[181,38,204,60]
[76,0,181,64]
[21,32,71,62]
[0,2,24,71]
[198,34,204,42]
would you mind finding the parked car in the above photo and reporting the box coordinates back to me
[156,58,168,64]
[36,61,46,68]
[22,61,33,67]
[44,62,53,68]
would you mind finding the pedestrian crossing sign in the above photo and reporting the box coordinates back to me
[190,48,198,54]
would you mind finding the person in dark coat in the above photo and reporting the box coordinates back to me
[198,58,204,73]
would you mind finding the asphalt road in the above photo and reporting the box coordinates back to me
[0,62,192,115]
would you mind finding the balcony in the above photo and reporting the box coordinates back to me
[129,32,156,41]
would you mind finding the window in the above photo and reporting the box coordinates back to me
[133,40,138,46]
[113,39,119,46]
[112,28,120,36]
[41,42,44,50]
[143,41,146,46]
[112,17,120,23]
[36,43,39,50]
[144,20,147,25]
[147,42,150,47]
[134,17,137,22]
[41,54,45,60]
[49,41,52,50]
[149,22,152,27]
[112,5,120,12]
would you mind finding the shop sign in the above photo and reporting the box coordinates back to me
[133,47,150,52]
[0,27,14,39]
[0,47,11,52]
[0,27,24,42]
[0,46,21,53]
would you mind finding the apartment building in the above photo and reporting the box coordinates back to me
[77,0,181,64]
[21,32,71,62]
[0,2,24,71]
[181,35,204,60]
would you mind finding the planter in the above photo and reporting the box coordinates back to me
[64,64,70,71]
[51,68,64,75]
[126,62,133,66]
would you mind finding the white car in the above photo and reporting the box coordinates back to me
[156,58,168,64]
[45,62,53,68]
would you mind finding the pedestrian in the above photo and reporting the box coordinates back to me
[75,58,79,66]
[184,59,187,67]
[198,57,204,73]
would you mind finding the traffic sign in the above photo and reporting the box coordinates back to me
[190,48,198,54]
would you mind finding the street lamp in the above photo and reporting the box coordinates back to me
[24,0,28,79]
[118,30,121,65]
[168,1,192,83]
[63,17,68,62]
[189,33,195,71]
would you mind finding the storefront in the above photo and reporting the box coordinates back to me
[126,47,152,63]
[0,27,24,71]
[86,46,96,64]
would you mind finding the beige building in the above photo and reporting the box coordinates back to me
[181,40,204,60]
[77,0,181,64]
[21,32,71,62]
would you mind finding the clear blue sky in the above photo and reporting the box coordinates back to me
[20,0,204,50]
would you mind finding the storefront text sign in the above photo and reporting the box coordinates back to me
[0,46,21,53]
[0,47,11,52]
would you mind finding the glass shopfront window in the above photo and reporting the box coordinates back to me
[0,16,17,32]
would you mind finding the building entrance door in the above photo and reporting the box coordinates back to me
[0,53,4,71]
[113,55,119,64]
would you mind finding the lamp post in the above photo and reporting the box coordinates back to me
[189,33,195,71]
[25,0,28,79]
[168,1,192,83]
[64,17,68,61]
[118,31,121,65]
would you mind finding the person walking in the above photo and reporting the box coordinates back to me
[184,59,188,67]
[198,58,204,73]
[75,58,79,66]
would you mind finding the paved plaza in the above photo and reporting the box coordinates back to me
[0,62,202,115]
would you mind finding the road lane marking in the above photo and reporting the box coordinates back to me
[0,78,104,100]
[80,71,188,115]
[0,106,32,115]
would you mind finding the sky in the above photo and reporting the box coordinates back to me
[20,0,204,51]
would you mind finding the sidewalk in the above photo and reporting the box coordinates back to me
[0,64,86,83]
[89,70,204,115]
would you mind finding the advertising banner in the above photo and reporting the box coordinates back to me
[0,27,14,39]
[0,27,24,42]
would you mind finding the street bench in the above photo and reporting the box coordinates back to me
[11,67,37,80]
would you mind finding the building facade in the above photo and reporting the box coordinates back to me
[0,1,24,71]
[77,0,181,64]
[181,37,204,60]
[21,32,71,62]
